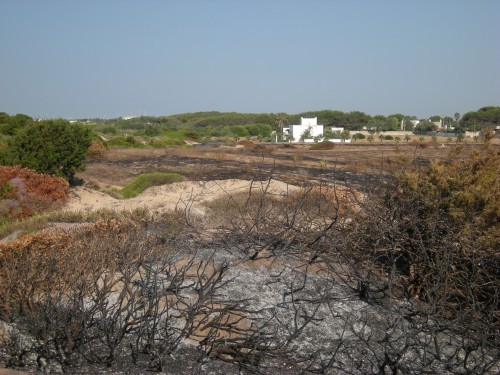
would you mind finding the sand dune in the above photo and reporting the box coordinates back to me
[64,179,300,215]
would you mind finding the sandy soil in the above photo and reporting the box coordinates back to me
[63,179,300,215]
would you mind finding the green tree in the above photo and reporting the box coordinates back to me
[388,113,405,124]
[322,127,334,140]
[461,106,500,129]
[300,126,312,141]
[247,123,272,138]
[352,133,365,141]
[415,120,437,133]
[0,113,32,135]
[386,116,400,131]
[340,129,351,142]
[402,117,415,131]
[346,111,370,130]
[8,119,92,181]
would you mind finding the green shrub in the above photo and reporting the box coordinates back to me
[96,125,118,135]
[384,135,394,140]
[148,138,185,148]
[352,133,366,140]
[163,138,186,146]
[0,180,13,199]
[119,173,186,198]
[148,139,168,148]
[107,135,145,148]
[7,119,92,181]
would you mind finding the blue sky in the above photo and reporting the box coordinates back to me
[1,0,498,119]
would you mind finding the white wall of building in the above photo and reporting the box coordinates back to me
[288,117,323,142]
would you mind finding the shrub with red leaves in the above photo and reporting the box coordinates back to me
[0,166,69,219]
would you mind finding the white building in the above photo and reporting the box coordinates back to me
[285,117,324,142]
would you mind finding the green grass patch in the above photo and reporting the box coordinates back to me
[0,214,50,241]
[107,135,146,148]
[111,173,186,199]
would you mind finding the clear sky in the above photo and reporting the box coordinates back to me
[1,0,499,119]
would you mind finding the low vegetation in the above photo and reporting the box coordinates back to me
[309,140,335,150]
[0,166,69,224]
[108,172,186,198]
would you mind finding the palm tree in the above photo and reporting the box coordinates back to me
[275,113,288,141]
[454,112,461,130]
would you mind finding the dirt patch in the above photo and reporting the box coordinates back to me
[63,179,301,215]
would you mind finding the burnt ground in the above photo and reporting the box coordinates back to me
[81,152,388,191]
[2,142,498,375]
[76,142,469,192]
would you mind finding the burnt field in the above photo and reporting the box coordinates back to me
[1,141,498,375]
[77,142,467,191]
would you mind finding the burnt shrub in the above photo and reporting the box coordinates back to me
[309,141,335,150]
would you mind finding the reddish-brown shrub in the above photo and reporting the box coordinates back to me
[0,166,69,219]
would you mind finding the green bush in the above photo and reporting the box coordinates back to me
[107,135,145,148]
[7,119,92,181]
[119,173,186,198]
[384,135,394,140]
[352,133,366,140]
[0,180,13,199]
[96,125,118,135]
[148,139,168,148]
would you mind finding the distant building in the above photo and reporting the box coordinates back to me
[284,117,324,142]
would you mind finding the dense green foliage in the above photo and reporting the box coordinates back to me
[0,112,32,136]
[6,119,92,180]
[79,110,409,135]
[352,132,366,140]
[106,135,145,148]
[461,106,500,129]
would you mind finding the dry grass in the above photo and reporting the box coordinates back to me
[74,143,496,193]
